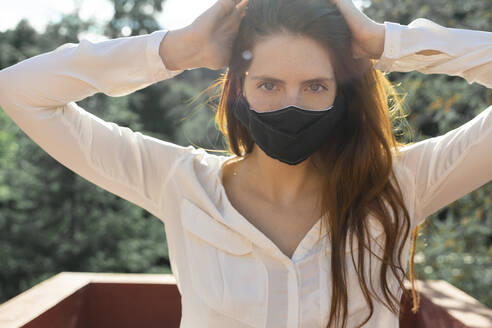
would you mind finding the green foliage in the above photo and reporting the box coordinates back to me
[365,0,492,308]
[413,195,492,307]
[0,0,218,303]
[0,0,491,312]
[105,0,165,37]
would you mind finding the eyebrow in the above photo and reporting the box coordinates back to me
[250,75,334,84]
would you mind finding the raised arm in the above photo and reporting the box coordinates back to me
[373,18,492,86]
[0,30,189,220]
[0,0,250,223]
[372,18,492,227]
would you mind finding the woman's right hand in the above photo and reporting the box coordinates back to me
[160,0,249,71]
[191,0,249,70]
[330,0,385,59]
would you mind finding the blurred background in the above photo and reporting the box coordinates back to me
[0,0,491,309]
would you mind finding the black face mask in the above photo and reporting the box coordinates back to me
[231,90,346,165]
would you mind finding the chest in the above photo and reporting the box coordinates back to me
[223,178,322,259]
[178,194,385,328]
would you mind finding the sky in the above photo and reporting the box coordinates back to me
[0,0,367,41]
[1,0,219,34]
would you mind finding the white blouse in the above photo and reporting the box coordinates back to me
[0,17,491,328]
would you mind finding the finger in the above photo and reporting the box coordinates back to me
[235,0,249,10]
[236,0,249,17]
[219,0,244,14]
[213,0,237,19]
[238,0,248,17]
[223,7,244,29]
[225,0,248,23]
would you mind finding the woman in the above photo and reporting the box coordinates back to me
[0,0,490,327]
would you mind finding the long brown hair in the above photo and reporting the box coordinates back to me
[204,0,422,327]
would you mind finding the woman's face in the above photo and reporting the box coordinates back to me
[242,33,337,112]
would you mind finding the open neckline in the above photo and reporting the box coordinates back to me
[211,153,394,261]
[214,154,327,261]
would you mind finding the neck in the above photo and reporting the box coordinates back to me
[239,145,321,206]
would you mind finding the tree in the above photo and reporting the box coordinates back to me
[0,0,221,302]
[1,0,491,309]
[364,0,492,307]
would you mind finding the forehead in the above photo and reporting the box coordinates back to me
[245,33,335,81]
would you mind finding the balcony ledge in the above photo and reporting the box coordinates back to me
[1,272,491,328]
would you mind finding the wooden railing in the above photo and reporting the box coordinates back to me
[0,272,491,327]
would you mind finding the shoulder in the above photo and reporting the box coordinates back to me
[172,145,234,195]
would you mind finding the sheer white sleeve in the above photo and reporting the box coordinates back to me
[373,18,492,226]
[0,30,192,221]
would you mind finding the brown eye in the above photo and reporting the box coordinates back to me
[258,82,276,92]
[309,83,328,93]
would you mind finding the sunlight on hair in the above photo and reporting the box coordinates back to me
[159,0,368,30]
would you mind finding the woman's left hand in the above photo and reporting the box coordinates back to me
[331,0,386,59]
